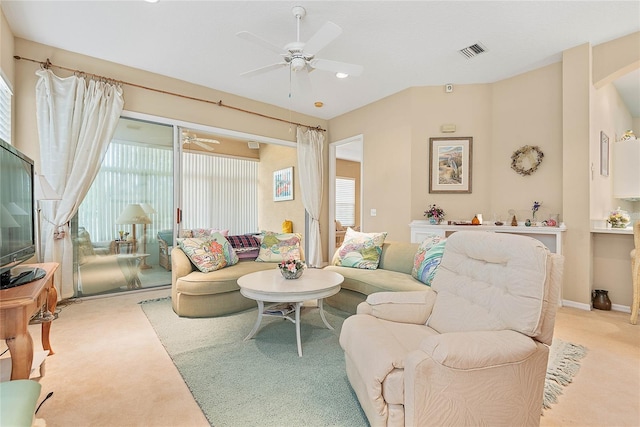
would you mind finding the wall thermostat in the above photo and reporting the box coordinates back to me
[445,84,454,93]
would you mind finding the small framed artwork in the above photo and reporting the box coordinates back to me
[429,137,473,193]
[600,131,609,176]
[273,167,294,201]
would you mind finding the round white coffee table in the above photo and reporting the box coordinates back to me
[238,268,343,357]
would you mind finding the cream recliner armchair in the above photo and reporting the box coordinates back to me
[339,231,563,427]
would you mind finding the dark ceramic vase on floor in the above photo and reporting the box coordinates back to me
[592,289,612,310]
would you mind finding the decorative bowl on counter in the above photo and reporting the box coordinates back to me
[607,207,630,229]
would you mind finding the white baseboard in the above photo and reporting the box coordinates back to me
[561,300,591,311]
[612,303,631,313]
[561,299,631,313]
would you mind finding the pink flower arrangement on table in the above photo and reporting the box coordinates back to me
[424,204,445,221]
[278,258,305,279]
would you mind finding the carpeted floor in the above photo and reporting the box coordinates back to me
[141,297,586,426]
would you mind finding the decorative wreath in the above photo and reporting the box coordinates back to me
[511,145,544,176]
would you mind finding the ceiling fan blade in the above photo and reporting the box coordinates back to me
[310,58,363,76]
[240,62,288,78]
[193,141,216,152]
[304,21,342,56]
[195,138,220,144]
[236,31,287,55]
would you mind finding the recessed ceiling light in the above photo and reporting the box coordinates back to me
[314,101,324,108]
[144,0,159,3]
[336,73,349,79]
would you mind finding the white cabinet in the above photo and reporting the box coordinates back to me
[409,220,567,254]
[613,138,640,201]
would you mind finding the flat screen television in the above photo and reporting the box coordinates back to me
[0,138,43,289]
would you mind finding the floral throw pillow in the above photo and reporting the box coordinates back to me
[332,228,387,270]
[178,232,238,273]
[255,232,302,262]
[411,235,447,286]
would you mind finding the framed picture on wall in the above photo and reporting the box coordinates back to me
[429,137,473,193]
[273,167,294,201]
[600,131,609,176]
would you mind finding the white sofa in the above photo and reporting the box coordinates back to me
[339,231,563,427]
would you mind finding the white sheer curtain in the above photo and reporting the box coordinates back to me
[296,127,324,267]
[35,69,124,299]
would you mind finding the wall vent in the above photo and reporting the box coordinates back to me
[459,43,488,59]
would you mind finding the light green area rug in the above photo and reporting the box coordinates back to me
[141,298,367,426]
[141,297,586,426]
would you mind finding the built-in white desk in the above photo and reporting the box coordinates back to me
[590,225,633,235]
[409,220,567,254]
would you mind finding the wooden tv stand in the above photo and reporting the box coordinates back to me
[0,262,59,380]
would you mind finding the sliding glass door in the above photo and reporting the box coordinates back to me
[74,117,174,297]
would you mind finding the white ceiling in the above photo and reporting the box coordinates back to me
[2,1,639,120]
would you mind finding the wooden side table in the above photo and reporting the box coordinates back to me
[110,240,135,254]
[0,262,59,380]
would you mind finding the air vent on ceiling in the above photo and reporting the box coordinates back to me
[459,43,488,59]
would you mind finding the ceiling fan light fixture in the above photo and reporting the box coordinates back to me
[336,72,349,79]
[291,57,306,72]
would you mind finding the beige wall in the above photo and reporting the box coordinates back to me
[330,70,563,234]
[329,89,413,240]
[588,33,639,309]
[258,143,305,235]
[12,38,328,165]
[490,63,563,221]
[592,31,640,88]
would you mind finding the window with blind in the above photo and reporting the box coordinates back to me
[0,72,12,143]
[335,177,356,227]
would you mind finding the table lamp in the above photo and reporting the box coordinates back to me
[139,203,156,269]
[116,204,151,254]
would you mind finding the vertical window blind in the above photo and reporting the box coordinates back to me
[335,177,356,227]
[79,143,260,243]
[181,152,259,234]
[78,140,173,242]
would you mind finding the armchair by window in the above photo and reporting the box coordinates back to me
[76,227,129,296]
[157,230,174,271]
[339,231,563,426]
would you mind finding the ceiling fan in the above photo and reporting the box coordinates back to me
[236,6,363,79]
[181,131,220,152]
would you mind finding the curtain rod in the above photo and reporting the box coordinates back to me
[14,55,326,132]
